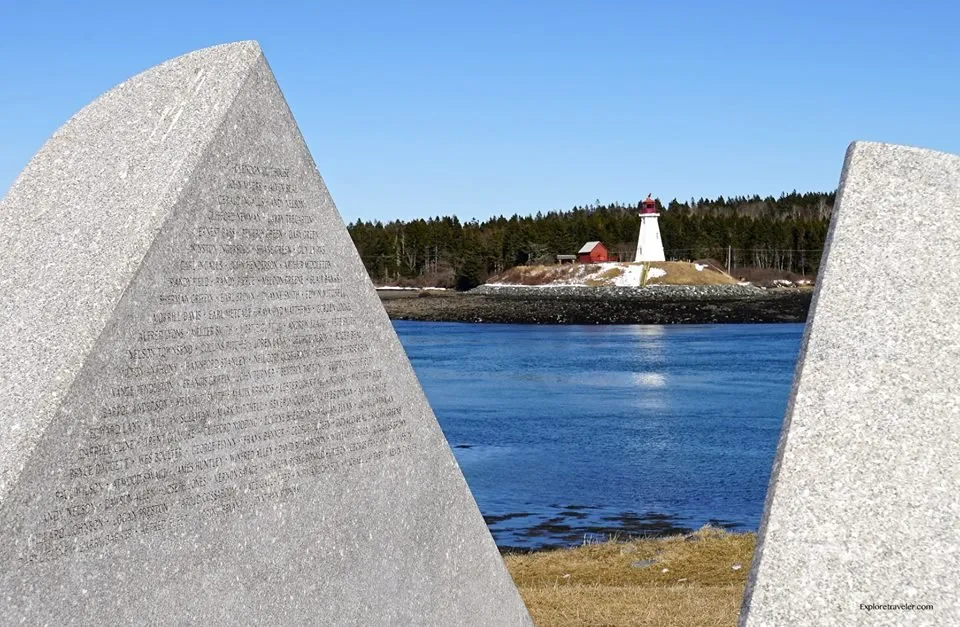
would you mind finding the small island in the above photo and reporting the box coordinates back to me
[379,254,812,325]
[357,192,825,325]
[378,263,812,324]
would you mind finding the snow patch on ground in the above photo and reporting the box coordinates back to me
[614,264,646,287]
[488,263,672,288]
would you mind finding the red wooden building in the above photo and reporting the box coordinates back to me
[577,241,609,263]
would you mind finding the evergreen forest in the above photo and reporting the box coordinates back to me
[347,191,835,290]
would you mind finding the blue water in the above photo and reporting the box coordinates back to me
[394,321,805,550]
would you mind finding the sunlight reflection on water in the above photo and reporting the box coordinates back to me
[633,372,667,387]
[397,321,803,549]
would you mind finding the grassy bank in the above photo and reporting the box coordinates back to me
[491,261,740,288]
[503,527,756,626]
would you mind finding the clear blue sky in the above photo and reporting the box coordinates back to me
[1,1,958,223]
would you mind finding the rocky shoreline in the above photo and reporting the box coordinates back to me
[381,285,813,324]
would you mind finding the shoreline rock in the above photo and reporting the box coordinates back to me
[381,286,812,325]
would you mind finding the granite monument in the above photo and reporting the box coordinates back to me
[0,41,531,625]
[740,142,960,626]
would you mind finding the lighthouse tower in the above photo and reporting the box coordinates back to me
[635,194,665,262]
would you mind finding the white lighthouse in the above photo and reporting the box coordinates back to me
[635,194,665,262]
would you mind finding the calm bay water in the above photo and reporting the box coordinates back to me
[394,321,805,550]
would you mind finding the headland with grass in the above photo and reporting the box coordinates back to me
[503,527,756,627]
[379,261,813,324]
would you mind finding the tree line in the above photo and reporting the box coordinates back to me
[347,191,835,290]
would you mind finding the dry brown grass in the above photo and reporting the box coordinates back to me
[644,262,739,286]
[496,265,594,286]
[730,266,814,284]
[504,527,755,626]
[489,262,739,288]
[597,268,624,280]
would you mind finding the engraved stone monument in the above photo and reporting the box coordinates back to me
[740,142,960,626]
[0,41,531,625]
